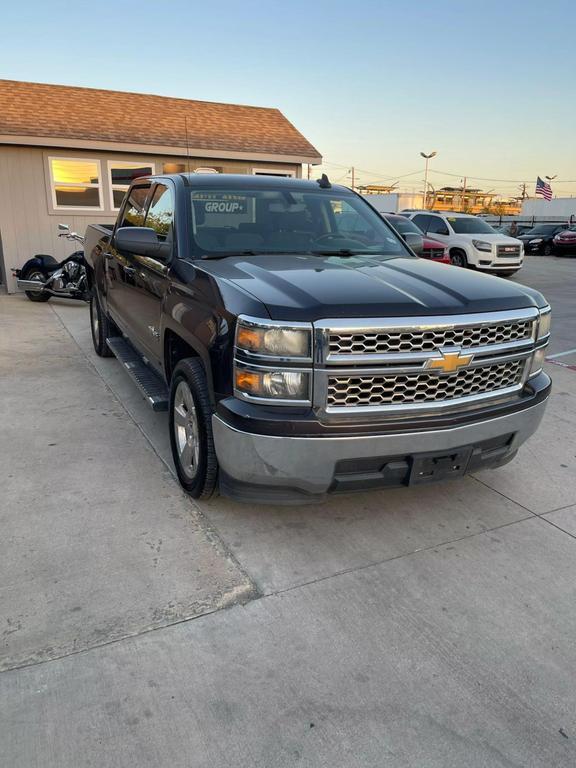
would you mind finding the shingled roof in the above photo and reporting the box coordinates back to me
[0,80,321,163]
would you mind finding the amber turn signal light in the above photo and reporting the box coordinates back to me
[235,370,261,393]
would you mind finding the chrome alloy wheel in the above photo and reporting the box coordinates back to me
[173,380,200,480]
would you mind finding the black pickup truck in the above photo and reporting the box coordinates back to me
[85,174,551,503]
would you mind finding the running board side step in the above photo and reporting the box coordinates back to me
[106,337,169,411]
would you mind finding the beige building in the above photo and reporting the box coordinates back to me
[0,80,321,292]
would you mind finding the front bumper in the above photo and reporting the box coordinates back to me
[213,382,550,504]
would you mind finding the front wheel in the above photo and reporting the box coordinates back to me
[90,291,116,357]
[21,267,50,302]
[169,358,218,499]
[543,244,553,256]
[450,249,468,268]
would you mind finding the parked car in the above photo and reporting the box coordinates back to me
[493,223,533,238]
[517,224,569,255]
[85,174,551,503]
[553,226,576,256]
[408,211,524,275]
[381,213,450,263]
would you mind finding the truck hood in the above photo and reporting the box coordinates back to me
[198,254,546,321]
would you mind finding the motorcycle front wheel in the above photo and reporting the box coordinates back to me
[21,266,50,302]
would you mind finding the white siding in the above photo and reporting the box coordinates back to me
[0,145,301,292]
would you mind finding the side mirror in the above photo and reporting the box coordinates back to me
[115,227,171,261]
[403,232,424,255]
[58,223,70,232]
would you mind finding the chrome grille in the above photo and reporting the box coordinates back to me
[327,360,524,408]
[425,248,445,259]
[328,320,533,356]
[496,244,521,258]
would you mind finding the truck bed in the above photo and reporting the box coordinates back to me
[84,223,114,268]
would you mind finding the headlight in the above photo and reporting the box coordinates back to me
[472,240,492,252]
[529,347,547,377]
[234,364,311,402]
[537,308,551,339]
[235,317,312,359]
[529,238,543,244]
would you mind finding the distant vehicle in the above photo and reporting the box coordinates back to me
[553,226,576,256]
[517,224,569,255]
[408,211,524,275]
[494,223,533,238]
[382,213,450,263]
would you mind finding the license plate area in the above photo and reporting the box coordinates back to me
[410,447,473,485]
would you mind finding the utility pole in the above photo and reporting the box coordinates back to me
[461,176,467,212]
[350,166,355,191]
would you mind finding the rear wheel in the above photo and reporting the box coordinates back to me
[90,291,116,357]
[450,249,468,268]
[169,358,218,499]
[21,266,50,302]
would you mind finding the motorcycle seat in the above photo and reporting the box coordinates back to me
[35,254,59,271]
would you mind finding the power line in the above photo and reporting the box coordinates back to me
[321,158,576,186]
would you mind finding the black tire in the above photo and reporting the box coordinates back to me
[90,290,116,357]
[21,266,50,302]
[169,358,218,499]
[450,249,468,268]
[543,244,553,256]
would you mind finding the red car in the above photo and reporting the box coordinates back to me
[553,226,576,256]
[382,213,451,263]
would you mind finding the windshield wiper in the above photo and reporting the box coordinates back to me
[201,250,315,260]
[311,249,377,257]
[201,250,261,259]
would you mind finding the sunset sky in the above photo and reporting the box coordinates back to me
[2,0,574,197]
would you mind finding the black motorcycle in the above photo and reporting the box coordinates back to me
[13,224,88,303]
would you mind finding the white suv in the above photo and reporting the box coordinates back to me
[407,211,524,275]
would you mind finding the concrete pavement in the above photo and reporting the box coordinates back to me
[1,255,576,766]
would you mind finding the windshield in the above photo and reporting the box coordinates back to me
[525,225,558,236]
[447,217,496,234]
[190,188,412,258]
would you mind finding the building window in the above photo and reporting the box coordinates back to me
[252,168,296,177]
[49,157,103,210]
[163,163,187,175]
[108,161,155,210]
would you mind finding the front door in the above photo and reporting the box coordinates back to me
[105,183,152,342]
[127,182,175,368]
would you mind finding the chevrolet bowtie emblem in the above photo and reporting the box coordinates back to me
[425,348,474,374]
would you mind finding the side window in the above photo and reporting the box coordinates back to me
[145,184,175,241]
[412,215,430,233]
[427,217,449,236]
[118,185,152,228]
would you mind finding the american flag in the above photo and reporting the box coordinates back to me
[535,177,553,201]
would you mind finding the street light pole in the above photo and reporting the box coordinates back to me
[420,151,437,209]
